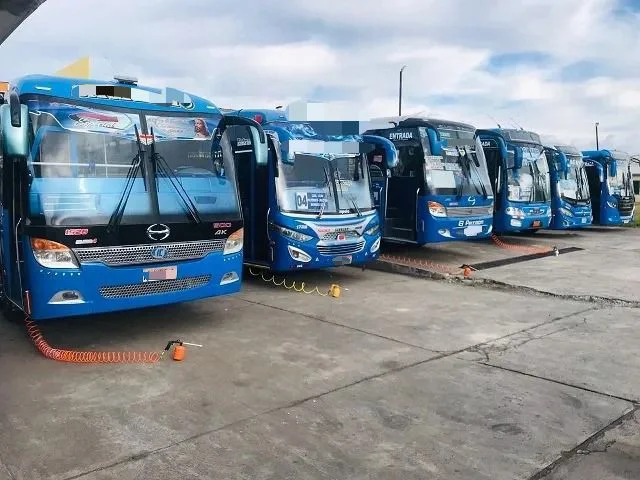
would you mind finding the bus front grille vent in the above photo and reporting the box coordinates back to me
[74,240,225,266]
[99,275,211,299]
[317,239,365,256]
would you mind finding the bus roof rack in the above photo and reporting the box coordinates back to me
[114,75,138,85]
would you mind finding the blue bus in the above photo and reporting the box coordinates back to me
[362,117,494,245]
[543,144,592,229]
[478,128,552,233]
[581,149,635,225]
[231,109,398,272]
[0,74,267,321]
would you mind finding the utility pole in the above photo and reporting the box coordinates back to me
[595,122,600,150]
[398,65,407,116]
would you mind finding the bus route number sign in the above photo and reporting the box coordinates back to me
[295,191,327,210]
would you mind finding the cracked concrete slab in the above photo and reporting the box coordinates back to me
[77,357,632,480]
[240,268,590,353]
[473,229,640,304]
[481,307,640,402]
[0,298,431,480]
[540,408,640,479]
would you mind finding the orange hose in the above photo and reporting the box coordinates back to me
[490,233,552,254]
[24,317,163,364]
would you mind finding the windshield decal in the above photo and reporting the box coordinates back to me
[146,115,216,140]
[28,101,139,136]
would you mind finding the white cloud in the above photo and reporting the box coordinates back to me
[0,0,637,153]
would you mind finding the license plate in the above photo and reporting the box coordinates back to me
[532,220,541,228]
[143,265,177,282]
[332,255,352,266]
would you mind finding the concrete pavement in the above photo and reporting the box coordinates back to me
[0,227,639,479]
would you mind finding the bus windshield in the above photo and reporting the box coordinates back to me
[276,153,374,215]
[506,144,550,203]
[426,126,491,197]
[24,97,240,226]
[558,154,590,202]
[609,159,633,197]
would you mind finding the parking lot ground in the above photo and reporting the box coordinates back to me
[0,227,639,479]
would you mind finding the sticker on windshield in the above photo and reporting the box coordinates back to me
[295,191,328,210]
[146,115,217,140]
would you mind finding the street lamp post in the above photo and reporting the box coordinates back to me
[595,122,600,150]
[399,65,407,116]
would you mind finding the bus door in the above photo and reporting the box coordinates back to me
[214,116,268,264]
[583,160,602,223]
[477,130,506,214]
[382,131,425,242]
[0,100,30,312]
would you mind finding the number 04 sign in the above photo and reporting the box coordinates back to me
[295,192,309,209]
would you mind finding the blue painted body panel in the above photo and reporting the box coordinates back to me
[582,150,636,226]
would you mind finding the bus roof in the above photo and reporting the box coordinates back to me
[581,149,630,162]
[492,128,542,145]
[11,74,221,114]
[554,144,582,156]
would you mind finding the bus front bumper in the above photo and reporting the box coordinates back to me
[25,252,244,321]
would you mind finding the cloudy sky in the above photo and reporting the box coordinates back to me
[0,0,638,153]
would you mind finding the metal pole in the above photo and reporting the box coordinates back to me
[399,65,406,116]
[595,122,600,150]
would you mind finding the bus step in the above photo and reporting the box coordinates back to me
[469,247,584,271]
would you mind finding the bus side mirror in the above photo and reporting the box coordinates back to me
[1,102,29,158]
[427,128,443,156]
[513,148,523,170]
[248,125,267,166]
[609,161,617,178]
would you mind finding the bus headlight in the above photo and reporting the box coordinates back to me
[505,207,525,218]
[428,201,447,217]
[560,207,573,217]
[31,238,79,269]
[365,223,380,236]
[287,246,312,263]
[223,228,244,255]
[273,224,312,242]
[606,200,617,209]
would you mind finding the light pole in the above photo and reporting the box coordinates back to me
[399,65,407,116]
[595,122,600,150]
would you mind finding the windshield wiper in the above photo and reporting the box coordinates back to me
[317,165,333,219]
[106,126,145,235]
[347,193,362,217]
[530,159,547,202]
[462,146,488,198]
[148,128,202,224]
[454,148,466,199]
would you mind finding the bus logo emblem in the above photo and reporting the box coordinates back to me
[468,196,476,206]
[151,246,169,259]
[337,233,346,241]
[147,224,170,241]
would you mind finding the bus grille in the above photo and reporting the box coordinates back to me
[317,239,365,256]
[99,275,211,299]
[320,230,360,241]
[446,206,492,217]
[74,240,225,266]
[618,196,635,215]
